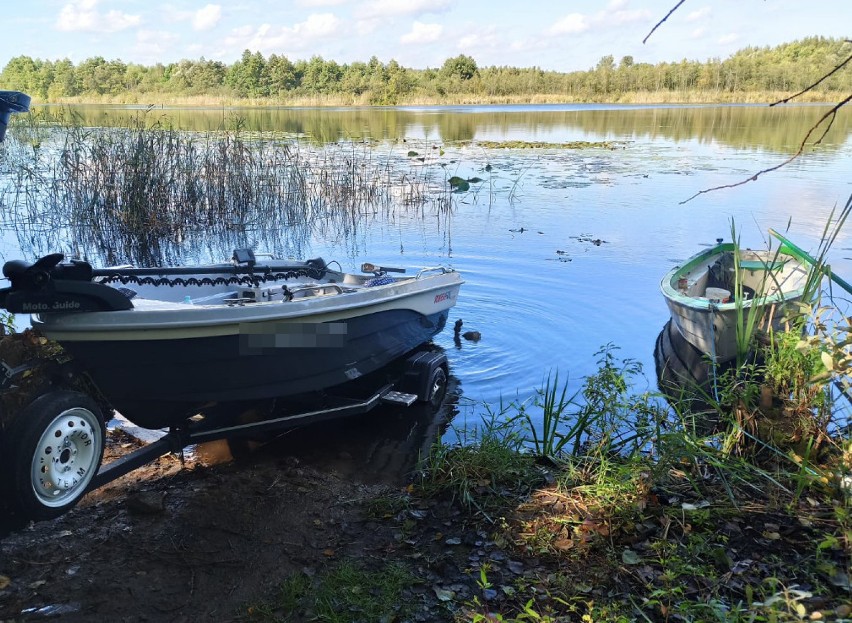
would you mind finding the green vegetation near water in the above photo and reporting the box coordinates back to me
[1,36,849,106]
[242,207,852,622]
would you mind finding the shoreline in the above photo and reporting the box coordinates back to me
[31,89,847,109]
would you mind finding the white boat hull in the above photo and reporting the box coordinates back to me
[0,254,462,428]
[661,243,809,362]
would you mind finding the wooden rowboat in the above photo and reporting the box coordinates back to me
[660,241,810,363]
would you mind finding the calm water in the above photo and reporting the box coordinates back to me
[2,103,851,438]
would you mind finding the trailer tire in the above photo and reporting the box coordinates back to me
[3,390,105,522]
[422,364,448,410]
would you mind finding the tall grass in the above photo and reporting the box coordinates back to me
[511,345,657,461]
[0,116,451,265]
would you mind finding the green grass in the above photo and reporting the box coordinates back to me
[417,414,541,514]
[243,560,416,623]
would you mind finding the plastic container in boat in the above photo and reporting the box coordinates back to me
[704,287,731,303]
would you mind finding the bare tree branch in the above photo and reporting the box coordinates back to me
[643,0,687,44]
[771,42,852,107]
[679,93,852,204]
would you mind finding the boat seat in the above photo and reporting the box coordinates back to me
[739,259,785,271]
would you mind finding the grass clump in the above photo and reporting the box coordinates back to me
[244,560,415,623]
[417,411,542,513]
[511,344,657,461]
[1,115,448,266]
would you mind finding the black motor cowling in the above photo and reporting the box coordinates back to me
[0,254,132,313]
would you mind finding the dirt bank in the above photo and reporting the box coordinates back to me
[0,400,458,622]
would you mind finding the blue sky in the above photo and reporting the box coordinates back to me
[3,0,849,71]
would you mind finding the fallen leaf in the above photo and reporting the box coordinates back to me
[507,561,524,574]
[322,549,335,557]
[622,549,641,565]
[0,575,10,590]
[433,586,455,602]
[553,538,575,551]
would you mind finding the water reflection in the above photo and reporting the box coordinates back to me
[30,103,852,154]
[653,319,732,432]
[254,372,460,486]
[0,126,453,267]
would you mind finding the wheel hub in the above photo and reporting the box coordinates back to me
[31,408,101,506]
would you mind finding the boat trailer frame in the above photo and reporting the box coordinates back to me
[88,348,448,490]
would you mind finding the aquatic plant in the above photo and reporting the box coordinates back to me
[511,345,655,461]
[0,117,452,266]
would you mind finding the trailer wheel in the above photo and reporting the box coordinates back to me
[3,391,105,521]
[422,365,448,410]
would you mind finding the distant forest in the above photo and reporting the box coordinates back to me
[0,36,849,105]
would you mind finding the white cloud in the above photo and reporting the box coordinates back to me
[193,4,221,31]
[224,13,343,53]
[456,25,501,52]
[133,29,179,61]
[358,0,452,19]
[296,13,341,37]
[56,0,141,33]
[610,8,651,25]
[691,27,706,38]
[686,7,712,22]
[400,21,443,44]
[548,13,589,35]
[299,0,347,5]
[718,33,739,44]
[547,4,650,38]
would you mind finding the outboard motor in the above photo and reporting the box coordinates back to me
[0,91,30,142]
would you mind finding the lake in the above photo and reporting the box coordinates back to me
[1,102,851,440]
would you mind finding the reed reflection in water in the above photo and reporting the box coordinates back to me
[0,122,455,267]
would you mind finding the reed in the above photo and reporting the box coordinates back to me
[0,116,448,265]
[510,345,656,462]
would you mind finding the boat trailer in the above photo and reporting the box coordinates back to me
[2,344,449,523]
[89,349,448,490]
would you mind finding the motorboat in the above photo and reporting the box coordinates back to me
[0,90,463,523]
[660,241,810,363]
[0,251,462,428]
[0,249,461,521]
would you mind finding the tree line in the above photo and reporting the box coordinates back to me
[0,37,848,105]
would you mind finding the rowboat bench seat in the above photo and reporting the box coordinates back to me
[739,259,786,271]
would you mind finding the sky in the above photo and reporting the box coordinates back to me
[2,0,850,72]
